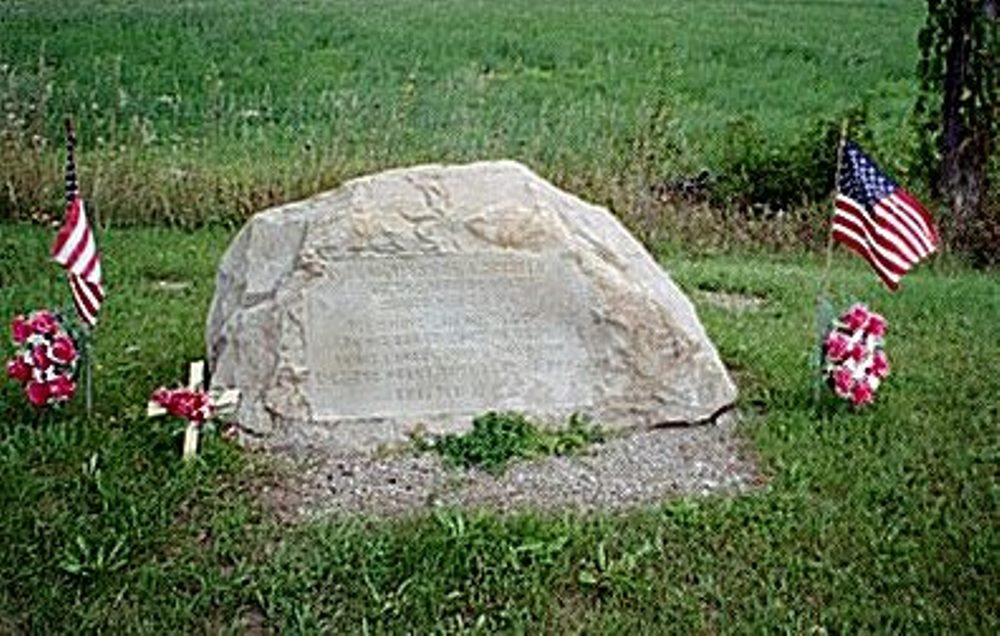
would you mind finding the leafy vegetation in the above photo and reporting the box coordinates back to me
[914,0,998,265]
[426,412,604,475]
[1,224,997,632]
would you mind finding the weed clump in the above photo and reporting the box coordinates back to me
[428,412,604,475]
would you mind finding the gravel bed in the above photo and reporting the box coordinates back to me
[262,412,765,521]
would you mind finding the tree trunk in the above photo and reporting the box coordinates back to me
[939,2,978,241]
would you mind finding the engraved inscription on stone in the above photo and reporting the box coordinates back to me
[305,253,598,418]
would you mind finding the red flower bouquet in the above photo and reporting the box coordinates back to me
[150,387,213,425]
[6,310,79,407]
[823,303,890,407]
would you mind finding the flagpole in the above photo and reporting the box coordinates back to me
[65,117,94,420]
[85,330,93,418]
[818,118,850,302]
[813,118,850,405]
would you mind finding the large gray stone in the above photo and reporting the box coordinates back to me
[207,161,736,453]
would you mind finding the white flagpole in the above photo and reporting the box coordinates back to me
[818,118,850,302]
[85,331,93,418]
[65,117,94,419]
[814,118,850,404]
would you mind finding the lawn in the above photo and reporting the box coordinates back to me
[1,0,927,225]
[1,224,996,632]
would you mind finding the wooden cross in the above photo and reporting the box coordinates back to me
[181,361,204,459]
[147,361,239,460]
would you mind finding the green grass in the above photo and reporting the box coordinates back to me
[0,0,929,226]
[1,222,997,632]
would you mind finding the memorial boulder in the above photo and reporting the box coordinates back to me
[207,161,736,453]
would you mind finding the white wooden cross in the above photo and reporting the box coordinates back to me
[147,361,239,461]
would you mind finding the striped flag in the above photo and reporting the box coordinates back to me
[833,141,939,290]
[51,122,104,327]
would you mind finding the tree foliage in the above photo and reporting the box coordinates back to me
[914,0,998,264]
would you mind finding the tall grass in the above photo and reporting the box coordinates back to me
[1,0,929,235]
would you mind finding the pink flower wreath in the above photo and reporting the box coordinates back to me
[6,310,79,407]
[823,303,890,407]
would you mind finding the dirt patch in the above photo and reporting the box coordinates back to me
[152,280,191,292]
[695,290,767,313]
[258,413,766,521]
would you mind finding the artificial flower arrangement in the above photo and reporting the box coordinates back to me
[822,303,890,407]
[6,310,80,407]
[150,386,214,425]
[149,365,240,459]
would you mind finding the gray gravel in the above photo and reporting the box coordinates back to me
[261,412,764,521]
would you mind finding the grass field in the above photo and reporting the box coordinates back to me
[1,224,997,632]
[1,0,928,227]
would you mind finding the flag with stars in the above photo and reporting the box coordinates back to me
[832,141,939,290]
[51,121,104,327]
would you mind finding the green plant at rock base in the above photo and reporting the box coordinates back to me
[429,412,604,475]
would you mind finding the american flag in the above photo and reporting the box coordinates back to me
[833,141,939,290]
[51,121,104,327]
